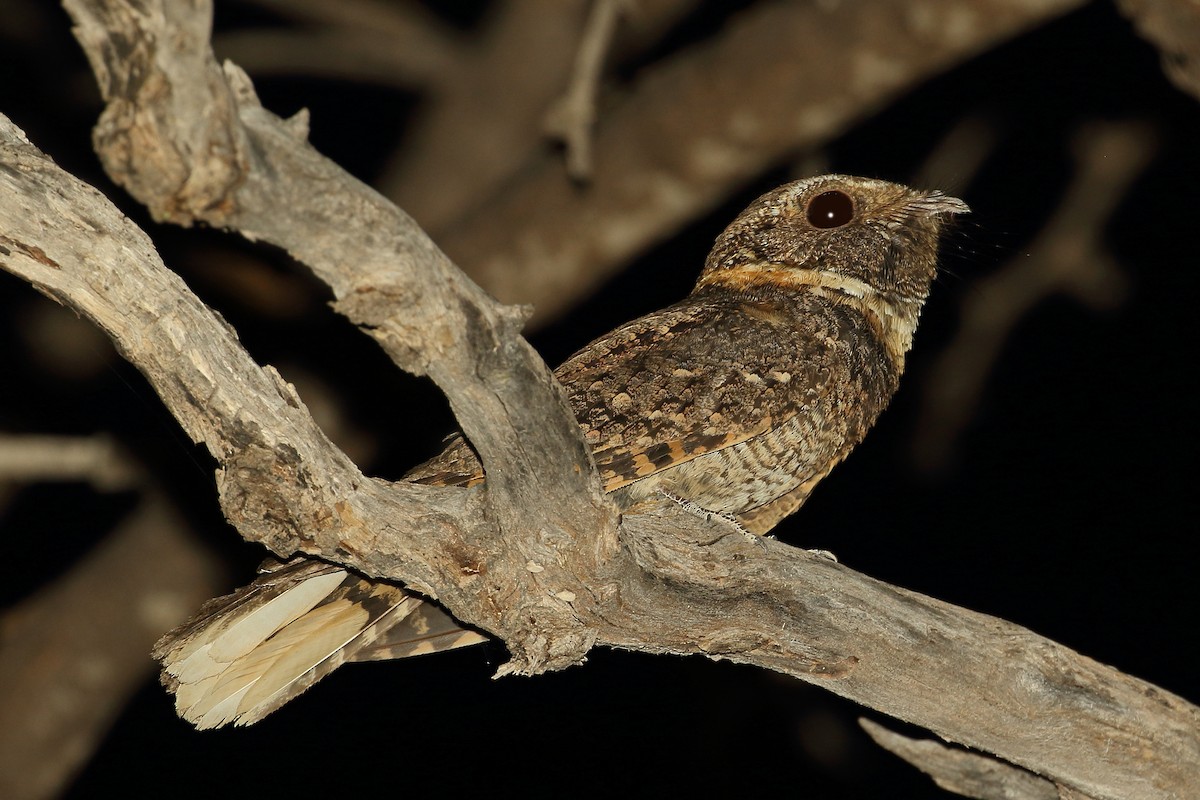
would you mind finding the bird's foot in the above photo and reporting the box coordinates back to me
[657,489,766,549]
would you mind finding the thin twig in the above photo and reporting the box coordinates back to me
[376,1,591,233]
[376,0,698,235]
[0,434,141,491]
[544,0,627,180]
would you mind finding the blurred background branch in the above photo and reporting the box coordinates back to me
[912,120,1152,473]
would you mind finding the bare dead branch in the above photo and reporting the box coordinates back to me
[440,0,1092,326]
[859,719,1074,800]
[544,0,627,179]
[912,121,1152,472]
[61,0,618,675]
[66,0,605,540]
[0,490,224,800]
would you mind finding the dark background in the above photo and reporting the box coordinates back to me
[1,2,1196,798]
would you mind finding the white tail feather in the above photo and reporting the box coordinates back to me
[154,559,486,728]
[166,569,347,687]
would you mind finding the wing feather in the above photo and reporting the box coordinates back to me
[594,423,770,492]
[351,602,489,661]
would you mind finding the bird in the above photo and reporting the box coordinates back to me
[154,174,967,728]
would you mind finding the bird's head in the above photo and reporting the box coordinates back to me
[698,175,968,305]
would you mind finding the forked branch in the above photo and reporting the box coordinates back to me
[0,2,1192,798]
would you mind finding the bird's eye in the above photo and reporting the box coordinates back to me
[806,190,855,229]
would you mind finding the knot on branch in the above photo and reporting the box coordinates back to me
[495,606,599,676]
[84,9,250,226]
[93,80,249,226]
[215,440,341,557]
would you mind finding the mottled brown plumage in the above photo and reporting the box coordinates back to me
[156,175,967,727]
[410,175,965,529]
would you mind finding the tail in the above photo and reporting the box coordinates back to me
[153,558,486,729]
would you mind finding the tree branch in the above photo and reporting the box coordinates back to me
[543,0,627,179]
[0,434,139,490]
[377,0,699,236]
[2,106,1194,800]
[64,1,613,577]
[1117,0,1200,102]
[0,2,1194,797]
[859,719,1074,800]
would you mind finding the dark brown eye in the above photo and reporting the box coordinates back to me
[806,190,854,229]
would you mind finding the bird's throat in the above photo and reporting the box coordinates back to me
[696,262,922,361]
